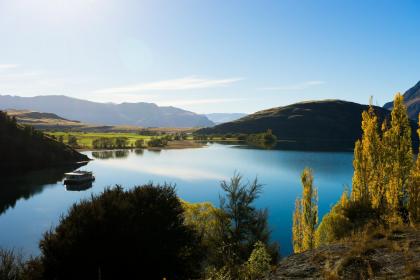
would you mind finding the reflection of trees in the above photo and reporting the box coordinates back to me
[91,150,129,159]
[134,149,144,155]
[114,150,129,158]
[0,162,87,215]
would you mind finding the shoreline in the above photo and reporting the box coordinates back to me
[76,140,207,152]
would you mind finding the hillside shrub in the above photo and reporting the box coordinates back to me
[39,184,202,280]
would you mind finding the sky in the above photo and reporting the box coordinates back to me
[0,0,419,114]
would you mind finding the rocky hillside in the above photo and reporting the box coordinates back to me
[384,80,420,120]
[272,226,420,279]
[198,100,419,151]
[0,95,214,128]
[0,111,88,172]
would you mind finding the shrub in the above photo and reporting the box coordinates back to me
[241,241,272,280]
[39,184,202,279]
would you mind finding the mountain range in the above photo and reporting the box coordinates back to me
[0,95,214,128]
[198,99,419,151]
[384,80,420,120]
[205,113,247,124]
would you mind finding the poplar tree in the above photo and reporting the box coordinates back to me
[292,198,303,253]
[351,103,383,207]
[407,114,420,224]
[383,93,413,221]
[292,168,318,252]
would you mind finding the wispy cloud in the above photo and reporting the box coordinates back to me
[258,80,325,91]
[94,76,243,94]
[0,64,19,70]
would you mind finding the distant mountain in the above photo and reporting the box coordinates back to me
[205,113,247,124]
[0,110,88,172]
[0,95,214,128]
[384,80,420,120]
[197,100,419,151]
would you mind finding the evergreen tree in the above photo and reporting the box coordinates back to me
[292,168,318,252]
[383,93,413,221]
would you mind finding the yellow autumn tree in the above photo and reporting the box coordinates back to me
[292,168,318,253]
[351,103,384,209]
[407,114,420,224]
[383,93,413,222]
[292,198,303,253]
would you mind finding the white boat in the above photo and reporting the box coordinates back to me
[64,171,95,184]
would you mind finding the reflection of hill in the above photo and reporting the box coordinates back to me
[91,150,130,159]
[0,162,87,215]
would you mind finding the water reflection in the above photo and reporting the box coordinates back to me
[65,182,93,192]
[0,162,87,215]
[91,150,129,159]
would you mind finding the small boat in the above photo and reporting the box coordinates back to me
[64,171,95,184]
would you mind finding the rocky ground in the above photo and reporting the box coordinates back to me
[271,226,420,280]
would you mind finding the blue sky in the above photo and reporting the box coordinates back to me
[0,0,419,113]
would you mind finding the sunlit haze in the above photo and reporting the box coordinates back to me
[1,0,419,113]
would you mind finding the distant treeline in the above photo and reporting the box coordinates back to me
[0,111,87,172]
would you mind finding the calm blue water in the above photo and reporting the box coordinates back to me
[0,143,353,256]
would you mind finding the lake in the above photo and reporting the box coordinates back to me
[0,143,353,256]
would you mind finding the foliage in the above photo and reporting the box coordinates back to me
[408,115,420,223]
[39,184,202,280]
[210,174,278,278]
[147,137,168,147]
[0,249,24,280]
[67,135,78,148]
[134,139,145,148]
[351,103,383,207]
[293,168,318,253]
[0,249,43,280]
[240,241,272,280]
[0,111,87,172]
[314,93,420,250]
[246,129,277,148]
[383,93,413,221]
[46,131,154,149]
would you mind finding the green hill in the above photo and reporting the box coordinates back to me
[0,111,88,172]
[197,100,419,151]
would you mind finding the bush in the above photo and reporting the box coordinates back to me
[241,241,272,280]
[39,184,202,279]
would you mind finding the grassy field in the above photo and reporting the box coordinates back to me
[46,132,155,149]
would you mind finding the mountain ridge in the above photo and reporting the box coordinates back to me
[383,80,420,119]
[197,99,419,151]
[0,95,214,128]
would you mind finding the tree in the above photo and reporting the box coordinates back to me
[67,135,78,148]
[213,174,278,276]
[351,103,384,209]
[383,93,413,221]
[292,168,318,252]
[407,114,420,224]
[241,241,272,280]
[39,184,202,280]
[134,139,145,148]
[114,137,128,149]
[292,198,303,253]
